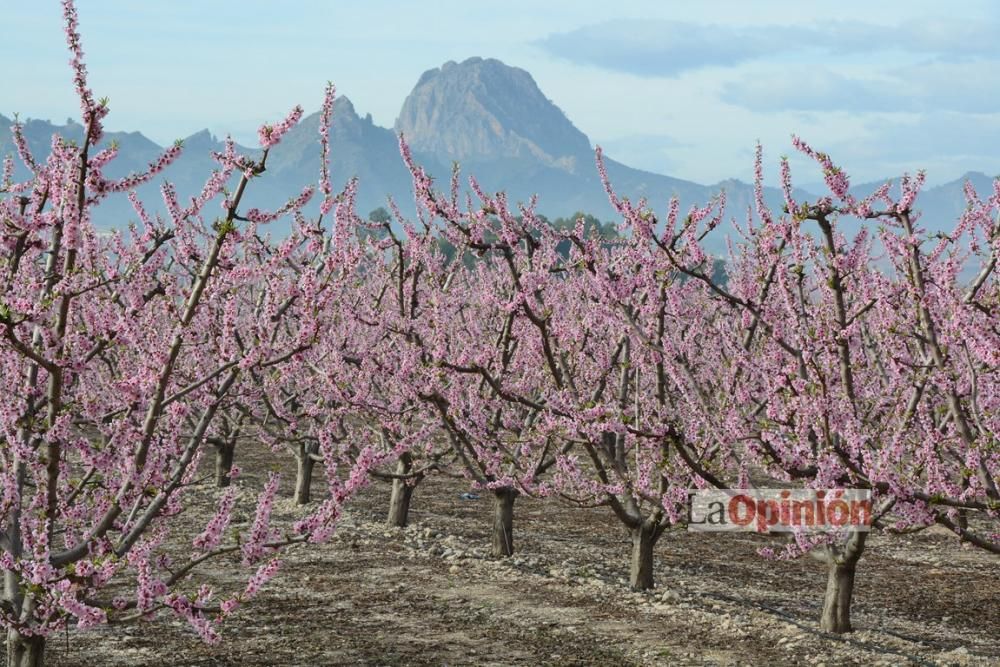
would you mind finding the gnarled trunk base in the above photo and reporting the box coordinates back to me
[491,487,518,558]
[387,480,415,528]
[6,629,44,667]
[387,454,417,528]
[214,441,235,488]
[294,453,317,505]
[630,522,656,590]
[815,531,866,633]
[820,561,857,633]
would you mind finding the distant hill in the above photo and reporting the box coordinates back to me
[3,59,994,243]
[394,57,771,233]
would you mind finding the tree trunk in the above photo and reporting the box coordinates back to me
[630,521,656,591]
[820,560,857,633]
[294,448,317,505]
[491,487,518,558]
[817,531,867,633]
[6,629,44,667]
[957,507,969,543]
[387,454,417,528]
[214,440,235,488]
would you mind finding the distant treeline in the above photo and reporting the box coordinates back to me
[363,207,727,284]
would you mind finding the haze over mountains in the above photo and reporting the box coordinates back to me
[2,57,993,243]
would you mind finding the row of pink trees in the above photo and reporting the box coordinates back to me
[387,159,700,574]
[0,3,409,663]
[376,134,998,632]
[604,140,1000,631]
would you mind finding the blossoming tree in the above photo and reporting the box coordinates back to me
[598,139,999,630]
[0,4,384,663]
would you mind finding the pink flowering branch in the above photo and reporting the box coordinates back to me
[317,82,336,216]
[258,105,303,149]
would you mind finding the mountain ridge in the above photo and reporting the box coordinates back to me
[2,61,992,240]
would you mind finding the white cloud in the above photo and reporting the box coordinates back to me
[537,18,1000,78]
[721,61,1000,114]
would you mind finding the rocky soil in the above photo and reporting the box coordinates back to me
[43,471,999,667]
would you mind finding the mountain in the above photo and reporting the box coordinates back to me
[0,114,265,229]
[397,57,592,168]
[265,95,443,217]
[2,60,995,243]
[0,114,164,183]
[0,104,428,233]
[395,57,725,222]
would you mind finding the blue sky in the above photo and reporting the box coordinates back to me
[4,1,1000,186]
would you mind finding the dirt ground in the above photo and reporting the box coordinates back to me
[43,459,1000,667]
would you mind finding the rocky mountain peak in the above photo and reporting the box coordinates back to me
[395,57,591,170]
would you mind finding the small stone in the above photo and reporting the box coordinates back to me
[660,590,680,602]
